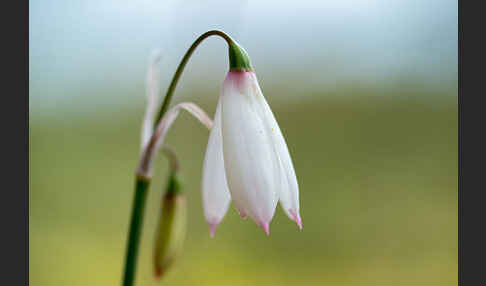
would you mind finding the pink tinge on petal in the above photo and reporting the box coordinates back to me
[225,71,257,94]
[289,209,303,230]
[259,221,270,236]
[295,215,303,230]
[208,220,220,238]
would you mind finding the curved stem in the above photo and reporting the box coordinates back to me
[123,30,237,286]
[154,30,239,126]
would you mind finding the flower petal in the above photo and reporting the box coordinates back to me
[256,85,302,229]
[201,98,231,237]
[221,71,280,231]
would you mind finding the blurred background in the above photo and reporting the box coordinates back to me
[29,0,457,285]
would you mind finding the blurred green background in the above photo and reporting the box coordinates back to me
[30,0,457,285]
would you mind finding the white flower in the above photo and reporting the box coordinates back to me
[201,98,231,237]
[202,70,301,236]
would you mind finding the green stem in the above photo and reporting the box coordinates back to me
[122,30,252,286]
[122,178,150,286]
[154,30,252,125]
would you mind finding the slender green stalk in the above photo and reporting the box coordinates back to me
[154,30,252,125]
[122,178,150,286]
[122,30,251,286]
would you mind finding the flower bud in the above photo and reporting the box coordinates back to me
[153,174,187,279]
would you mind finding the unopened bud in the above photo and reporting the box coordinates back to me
[153,173,187,279]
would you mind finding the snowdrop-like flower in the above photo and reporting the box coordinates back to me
[202,46,301,236]
[201,98,232,237]
[124,31,302,286]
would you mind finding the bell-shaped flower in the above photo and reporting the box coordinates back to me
[201,98,232,237]
[202,67,301,236]
[125,32,303,286]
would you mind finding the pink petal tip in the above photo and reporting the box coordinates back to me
[289,209,303,230]
[260,222,270,236]
[209,222,219,238]
[295,215,303,230]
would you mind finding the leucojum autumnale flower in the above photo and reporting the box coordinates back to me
[122,30,301,286]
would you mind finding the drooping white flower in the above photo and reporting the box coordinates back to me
[128,33,302,285]
[202,70,301,236]
[201,99,231,237]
